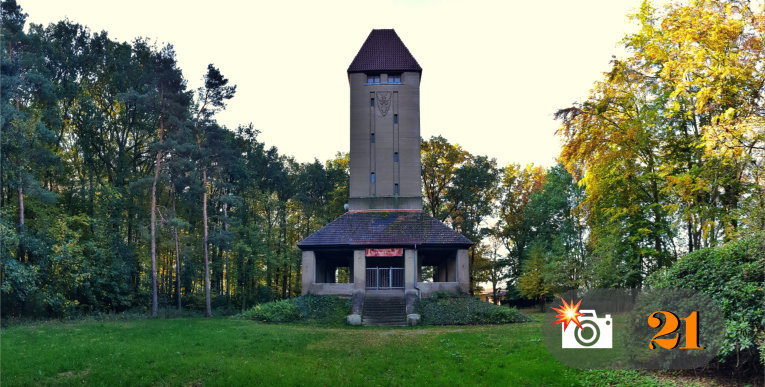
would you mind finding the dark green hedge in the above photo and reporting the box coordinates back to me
[415,292,530,325]
[241,294,350,325]
[646,233,765,373]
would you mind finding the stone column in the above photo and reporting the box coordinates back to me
[457,249,470,293]
[404,248,417,314]
[352,249,366,315]
[301,250,315,296]
[353,250,366,290]
[404,249,416,291]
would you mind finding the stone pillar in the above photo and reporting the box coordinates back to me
[457,249,470,293]
[404,248,417,314]
[301,250,316,295]
[352,250,366,315]
[353,250,366,291]
[404,249,416,291]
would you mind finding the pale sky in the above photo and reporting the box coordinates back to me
[20,0,644,168]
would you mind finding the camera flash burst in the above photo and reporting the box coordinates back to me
[551,298,584,331]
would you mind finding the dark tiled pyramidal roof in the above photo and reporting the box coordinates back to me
[298,211,472,249]
[347,29,422,74]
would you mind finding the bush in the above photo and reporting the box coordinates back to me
[415,292,530,325]
[293,294,350,324]
[241,294,350,325]
[646,233,765,375]
[242,299,300,323]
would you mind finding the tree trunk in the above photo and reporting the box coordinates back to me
[266,208,273,288]
[202,168,211,317]
[223,199,230,299]
[281,205,288,299]
[150,88,167,318]
[1,151,5,208]
[150,148,161,317]
[17,180,24,262]
[172,192,182,311]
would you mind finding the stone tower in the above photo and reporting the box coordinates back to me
[347,29,422,211]
[297,30,472,318]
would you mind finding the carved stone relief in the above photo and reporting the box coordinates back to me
[377,92,391,117]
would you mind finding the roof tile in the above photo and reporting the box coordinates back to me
[347,29,422,74]
[298,211,472,249]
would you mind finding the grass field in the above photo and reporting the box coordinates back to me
[2,315,690,386]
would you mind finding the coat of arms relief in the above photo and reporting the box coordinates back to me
[376,92,392,117]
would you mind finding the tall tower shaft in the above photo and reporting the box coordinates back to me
[347,29,422,211]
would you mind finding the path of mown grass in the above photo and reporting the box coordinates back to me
[2,316,676,386]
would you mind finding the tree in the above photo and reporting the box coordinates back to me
[523,164,588,293]
[1,0,58,262]
[148,45,189,317]
[474,236,509,305]
[445,155,500,294]
[421,136,467,222]
[325,152,349,222]
[557,0,764,277]
[517,244,548,311]
[495,163,546,280]
[191,64,236,316]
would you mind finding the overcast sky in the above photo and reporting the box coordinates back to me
[20,0,645,168]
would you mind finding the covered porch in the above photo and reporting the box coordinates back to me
[300,247,469,297]
[297,211,473,315]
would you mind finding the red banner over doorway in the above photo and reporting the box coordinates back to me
[365,248,403,257]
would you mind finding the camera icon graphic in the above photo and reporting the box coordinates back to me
[561,310,613,349]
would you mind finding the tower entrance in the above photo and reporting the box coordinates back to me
[365,255,404,289]
[366,267,404,289]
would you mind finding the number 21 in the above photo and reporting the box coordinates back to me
[647,311,704,350]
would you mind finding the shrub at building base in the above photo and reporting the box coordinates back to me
[241,294,350,325]
[415,292,530,325]
[646,233,765,376]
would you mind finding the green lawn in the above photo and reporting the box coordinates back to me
[2,316,680,386]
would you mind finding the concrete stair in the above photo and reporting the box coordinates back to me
[362,295,406,326]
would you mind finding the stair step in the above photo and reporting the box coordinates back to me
[362,295,407,326]
[364,323,406,327]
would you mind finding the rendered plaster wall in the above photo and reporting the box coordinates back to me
[457,249,470,293]
[301,250,315,296]
[348,71,422,210]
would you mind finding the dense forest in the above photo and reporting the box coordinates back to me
[2,0,763,320]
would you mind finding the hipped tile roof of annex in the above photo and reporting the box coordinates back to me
[347,29,422,74]
[297,211,473,249]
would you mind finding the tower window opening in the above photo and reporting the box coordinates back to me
[371,133,375,143]
[394,152,399,162]
[367,75,381,84]
[371,172,375,183]
[394,114,398,124]
[394,183,399,195]
[371,98,375,107]
[388,75,401,83]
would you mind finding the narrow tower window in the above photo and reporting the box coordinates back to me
[371,133,375,143]
[394,152,399,162]
[394,184,399,195]
[370,98,375,107]
[394,114,398,124]
[371,172,375,183]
